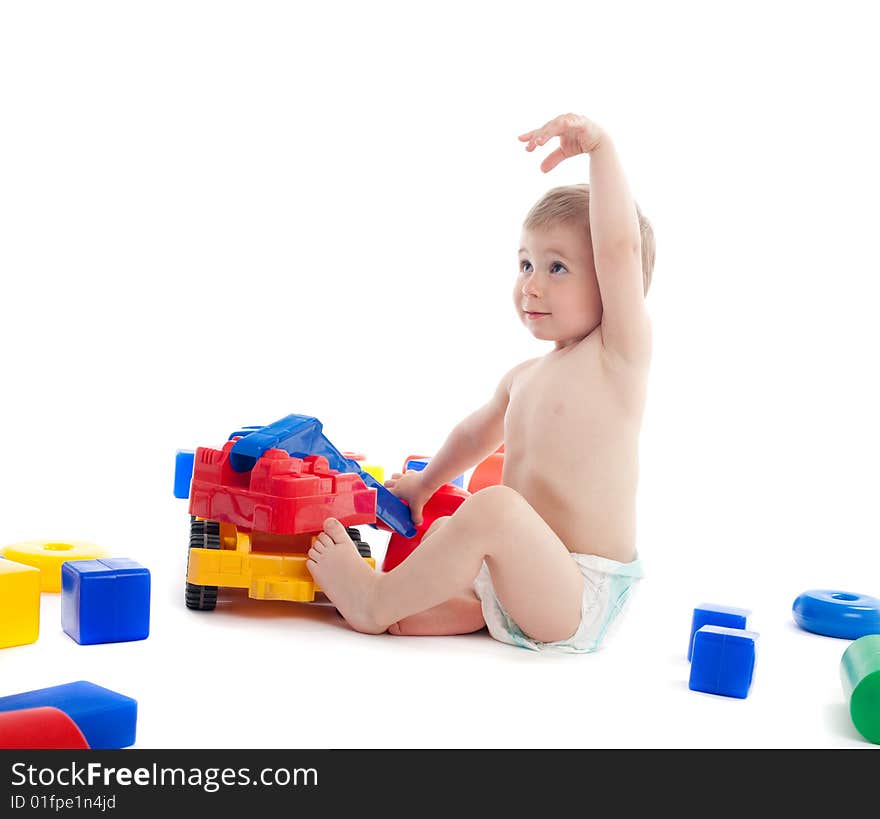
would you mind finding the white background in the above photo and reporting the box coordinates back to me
[1,1,878,749]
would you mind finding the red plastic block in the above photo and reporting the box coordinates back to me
[379,483,470,572]
[189,441,377,534]
[0,706,90,749]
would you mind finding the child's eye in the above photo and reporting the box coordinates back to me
[519,260,532,274]
[550,262,567,274]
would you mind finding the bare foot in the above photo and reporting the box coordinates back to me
[307,518,385,634]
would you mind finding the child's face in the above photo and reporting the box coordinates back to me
[515,223,602,350]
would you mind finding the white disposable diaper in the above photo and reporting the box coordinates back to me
[473,552,644,653]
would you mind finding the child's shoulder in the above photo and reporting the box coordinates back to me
[504,355,542,384]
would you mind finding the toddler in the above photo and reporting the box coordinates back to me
[308,112,655,653]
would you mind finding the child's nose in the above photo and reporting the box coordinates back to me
[521,272,541,295]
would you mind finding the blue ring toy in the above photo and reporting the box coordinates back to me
[792,589,880,639]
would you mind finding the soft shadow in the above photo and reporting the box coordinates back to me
[783,620,848,641]
[186,588,347,626]
[825,701,870,745]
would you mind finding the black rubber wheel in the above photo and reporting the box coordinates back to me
[185,518,221,611]
[346,526,371,558]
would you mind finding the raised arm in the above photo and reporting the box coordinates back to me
[588,135,650,363]
[519,113,651,365]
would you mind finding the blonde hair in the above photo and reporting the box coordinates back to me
[523,184,655,295]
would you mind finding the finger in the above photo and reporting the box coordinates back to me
[525,133,552,152]
[520,122,553,140]
[543,114,569,133]
[540,148,566,173]
[533,116,565,144]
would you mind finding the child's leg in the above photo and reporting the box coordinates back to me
[387,594,485,636]
[387,516,486,636]
[308,485,584,642]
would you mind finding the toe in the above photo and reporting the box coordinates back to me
[323,517,348,541]
[316,533,333,549]
[308,547,320,562]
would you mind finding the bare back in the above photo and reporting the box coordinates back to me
[502,332,648,563]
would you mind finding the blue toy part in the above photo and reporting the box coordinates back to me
[228,415,327,472]
[61,559,151,645]
[688,625,759,699]
[0,680,137,749]
[792,589,880,640]
[687,602,751,661]
[403,457,464,488]
[227,425,264,438]
[229,414,417,538]
[173,450,196,499]
[357,471,418,538]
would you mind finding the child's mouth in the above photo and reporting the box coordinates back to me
[525,312,549,320]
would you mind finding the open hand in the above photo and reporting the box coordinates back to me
[518,113,607,173]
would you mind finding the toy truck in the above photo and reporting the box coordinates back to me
[183,414,417,611]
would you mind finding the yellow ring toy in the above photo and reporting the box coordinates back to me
[2,540,109,593]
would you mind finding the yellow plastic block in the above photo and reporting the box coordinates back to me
[2,540,109,593]
[0,559,41,648]
[360,463,384,484]
[340,452,383,484]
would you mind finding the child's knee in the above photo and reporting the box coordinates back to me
[466,484,523,516]
[424,515,451,539]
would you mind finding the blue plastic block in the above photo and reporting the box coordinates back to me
[688,602,751,661]
[61,558,151,645]
[0,680,137,749]
[404,457,464,488]
[174,449,195,499]
[688,625,758,699]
